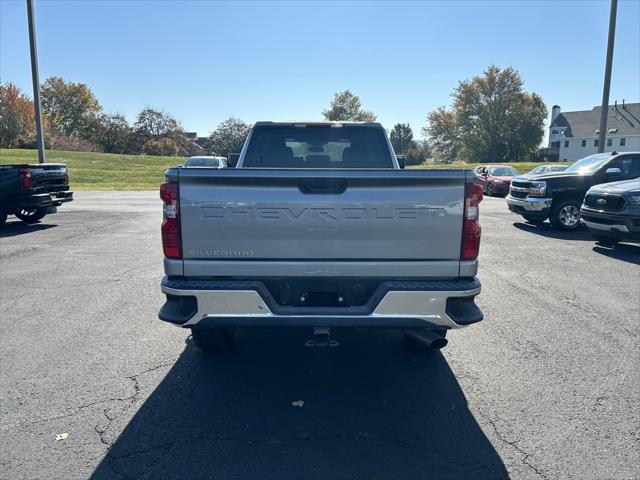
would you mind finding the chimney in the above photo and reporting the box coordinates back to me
[614,100,618,111]
[551,105,561,124]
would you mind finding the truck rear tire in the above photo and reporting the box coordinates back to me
[191,328,235,351]
[15,207,47,224]
[549,199,582,230]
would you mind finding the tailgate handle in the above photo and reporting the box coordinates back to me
[298,178,347,195]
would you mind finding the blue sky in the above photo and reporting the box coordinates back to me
[1,0,639,141]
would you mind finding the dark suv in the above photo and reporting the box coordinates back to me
[506,152,640,230]
[580,179,640,244]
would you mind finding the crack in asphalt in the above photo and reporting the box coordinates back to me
[15,361,174,447]
[563,293,638,339]
[87,361,500,480]
[100,432,487,480]
[21,362,172,428]
[91,361,175,438]
[0,214,132,260]
[89,361,177,479]
[476,410,549,479]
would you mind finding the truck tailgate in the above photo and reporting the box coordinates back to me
[29,164,69,191]
[177,169,468,269]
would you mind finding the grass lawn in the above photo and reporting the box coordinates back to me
[0,148,571,190]
[0,149,185,191]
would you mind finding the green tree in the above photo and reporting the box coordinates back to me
[389,123,416,154]
[0,83,36,148]
[423,107,459,164]
[88,113,132,153]
[453,65,547,162]
[503,92,547,162]
[207,117,251,157]
[131,108,186,154]
[133,108,181,139]
[322,90,377,122]
[425,66,548,163]
[41,76,101,138]
[404,141,431,166]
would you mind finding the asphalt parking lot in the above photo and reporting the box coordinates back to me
[1,191,638,480]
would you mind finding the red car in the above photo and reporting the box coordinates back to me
[474,165,518,196]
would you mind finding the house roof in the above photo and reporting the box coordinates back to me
[551,102,640,137]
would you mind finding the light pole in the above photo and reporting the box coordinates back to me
[597,0,618,154]
[26,0,46,164]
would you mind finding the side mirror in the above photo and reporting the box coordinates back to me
[396,155,406,169]
[177,163,184,168]
[605,167,622,175]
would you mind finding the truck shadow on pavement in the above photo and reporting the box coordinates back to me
[91,328,508,480]
[592,243,640,265]
[0,220,57,238]
[512,221,594,241]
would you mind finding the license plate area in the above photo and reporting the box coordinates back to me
[261,278,381,308]
[305,291,346,308]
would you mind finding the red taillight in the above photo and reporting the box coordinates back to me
[462,183,483,260]
[19,167,32,189]
[160,182,181,259]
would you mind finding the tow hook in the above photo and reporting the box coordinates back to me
[305,327,339,347]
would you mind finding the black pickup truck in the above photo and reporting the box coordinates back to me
[506,152,640,230]
[0,163,73,225]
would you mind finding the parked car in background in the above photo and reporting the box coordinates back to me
[528,164,568,175]
[158,121,484,352]
[0,163,73,225]
[184,156,227,168]
[580,178,640,245]
[475,165,518,196]
[507,152,640,230]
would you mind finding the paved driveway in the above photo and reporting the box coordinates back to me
[1,192,638,479]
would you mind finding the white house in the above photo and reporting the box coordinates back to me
[548,101,640,162]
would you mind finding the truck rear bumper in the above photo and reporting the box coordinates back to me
[18,191,73,209]
[159,277,483,330]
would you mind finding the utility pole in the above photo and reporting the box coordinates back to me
[597,0,618,153]
[26,0,46,164]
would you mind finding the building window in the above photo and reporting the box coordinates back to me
[594,139,599,147]
[620,138,626,146]
[551,129,559,134]
[581,140,587,147]
[607,138,613,147]
[564,140,569,148]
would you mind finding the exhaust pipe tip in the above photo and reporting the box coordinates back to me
[429,336,448,350]
[403,329,448,350]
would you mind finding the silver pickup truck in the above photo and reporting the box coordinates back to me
[158,122,483,351]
